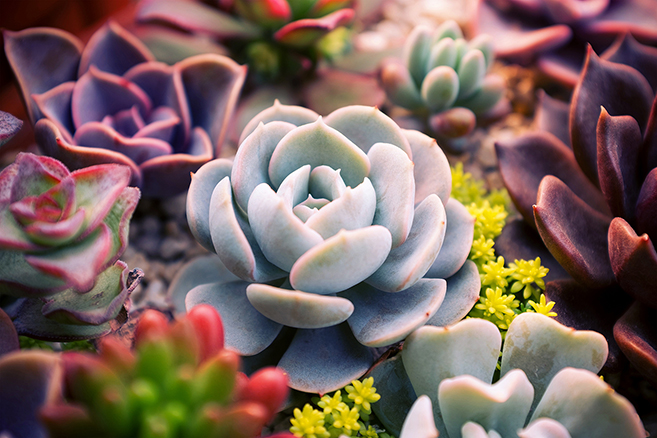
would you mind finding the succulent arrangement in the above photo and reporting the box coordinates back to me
[495,36,657,384]
[379,21,506,140]
[4,21,246,197]
[371,312,645,437]
[168,101,480,394]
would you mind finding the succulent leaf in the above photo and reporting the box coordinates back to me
[0,111,23,148]
[399,395,439,438]
[422,66,460,113]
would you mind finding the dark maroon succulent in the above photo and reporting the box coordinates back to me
[475,0,657,86]
[495,35,657,383]
[4,21,246,198]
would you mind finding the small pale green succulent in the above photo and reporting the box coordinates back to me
[170,102,481,394]
[379,21,505,139]
[371,313,646,438]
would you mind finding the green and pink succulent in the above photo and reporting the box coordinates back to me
[0,152,140,340]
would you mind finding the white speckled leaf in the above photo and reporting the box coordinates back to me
[501,313,608,404]
[290,226,392,294]
[305,178,377,239]
[248,183,323,271]
[402,319,501,429]
[239,100,319,144]
[342,278,446,347]
[439,369,534,438]
[246,283,353,328]
[519,418,572,438]
[323,105,412,156]
[530,368,645,438]
[403,129,451,206]
[268,118,370,189]
[368,142,415,248]
[367,194,446,292]
[276,164,310,208]
[399,396,439,438]
[426,198,475,279]
[232,121,296,212]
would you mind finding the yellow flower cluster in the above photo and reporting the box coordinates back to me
[290,378,390,438]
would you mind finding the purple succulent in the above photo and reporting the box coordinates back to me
[4,21,246,198]
[0,110,23,148]
[0,152,142,340]
[475,0,657,86]
[495,36,657,383]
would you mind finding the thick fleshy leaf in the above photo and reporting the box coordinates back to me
[403,128,451,206]
[421,66,459,113]
[426,198,474,279]
[456,50,486,100]
[277,323,373,393]
[428,107,476,139]
[268,118,370,189]
[534,90,571,148]
[456,74,506,116]
[427,37,458,71]
[342,278,446,347]
[137,0,261,39]
[7,153,68,203]
[246,284,353,328]
[78,21,154,77]
[0,350,62,438]
[439,369,534,438]
[496,132,609,227]
[608,217,657,306]
[379,59,424,110]
[543,0,609,23]
[239,101,319,144]
[248,183,323,271]
[0,250,69,297]
[530,368,645,438]
[399,396,438,438]
[474,2,572,59]
[210,177,285,282]
[187,158,233,252]
[273,9,355,48]
[304,70,386,116]
[290,226,392,294]
[614,303,657,385]
[402,319,502,433]
[3,27,83,123]
[596,109,642,221]
[369,355,417,436]
[366,143,414,247]
[71,66,151,130]
[501,313,608,405]
[636,167,657,239]
[534,176,614,288]
[544,279,632,373]
[403,25,433,87]
[324,105,412,156]
[570,46,653,184]
[426,260,480,327]
[579,0,657,51]
[367,195,446,292]
[641,96,657,177]
[0,308,19,356]
[40,262,130,325]
[0,111,23,148]
[30,83,74,144]
[602,33,657,93]
[186,281,283,356]
[177,54,247,153]
[519,418,572,438]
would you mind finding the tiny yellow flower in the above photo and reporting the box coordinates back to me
[475,287,517,320]
[331,406,360,435]
[469,236,496,266]
[345,377,381,413]
[290,404,330,438]
[481,256,511,288]
[318,390,347,416]
[467,201,508,241]
[528,294,557,318]
[508,258,549,300]
[360,423,379,438]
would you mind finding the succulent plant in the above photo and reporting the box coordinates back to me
[169,102,481,393]
[136,0,355,80]
[370,312,645,437]
[379,21,506,140]
[3,21,246,198]
[0,152,141,340]
[0,110,23,148]
[495,36,657,383]
[475,0,657,86]
[36,305,291,438]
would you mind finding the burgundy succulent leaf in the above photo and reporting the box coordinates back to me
[4,21,246,198]
[0,308,19,356]
[613,303,657,384]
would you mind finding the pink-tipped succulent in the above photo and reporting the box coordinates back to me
[380,21,506,141]
[475,0,657,86]
[38,305,291,438]
[0,110,23,148]
[0,152,141,340]
[135,0,355,80]
[4,21,246,198]
[495,36,657,383]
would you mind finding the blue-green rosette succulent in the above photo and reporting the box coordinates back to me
[380,21,505,139]
[171,102,480,393]
[371,313,646,438]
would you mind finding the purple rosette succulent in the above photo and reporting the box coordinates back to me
[4,21,246,198]
[0,152,141,340]
[170,103,481,393]
[135,0,355,79]
[475,0,657,86]
[495,36,657,383]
